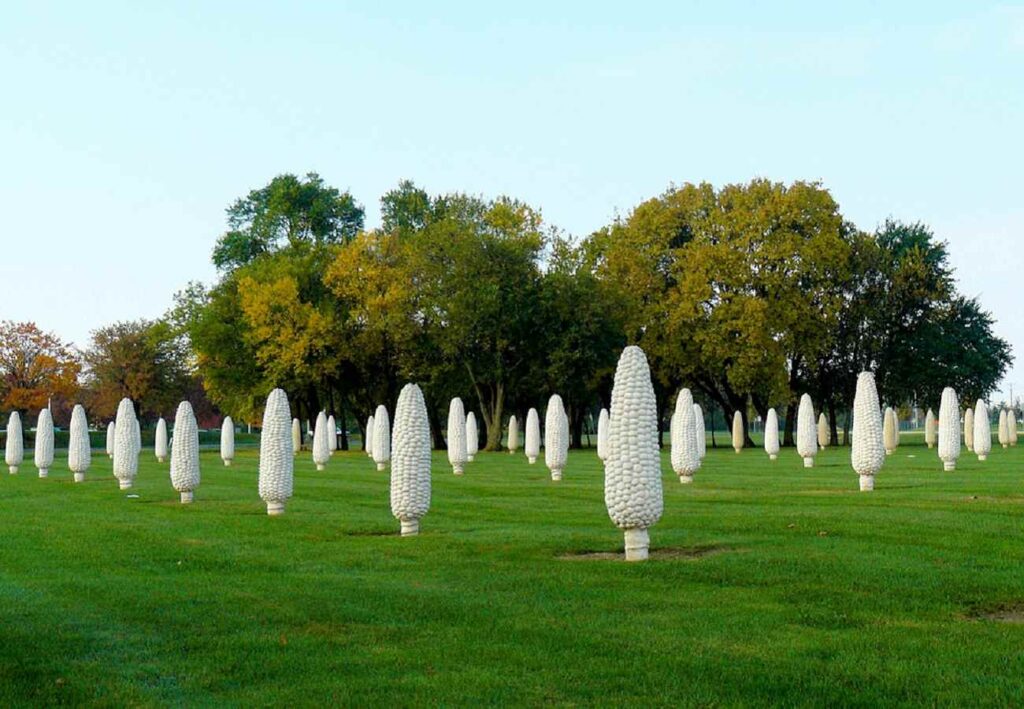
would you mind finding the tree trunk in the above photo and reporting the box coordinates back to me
[428,400,446,451]
[828,399,840,446]
[338,397,349,451]
[783,403,796,448]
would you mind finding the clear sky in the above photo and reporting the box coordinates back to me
[2,2,1022,402]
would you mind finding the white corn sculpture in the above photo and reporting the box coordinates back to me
[34,408,54,478]
[964,407,975,452]
[545,395,569,481]
[259,388,294,515]
[113,398,140,489]
[924,409,937,449]
[597,408,610,461]
[731,411,744,453]
[68,404,91,482]
[5,411,23,474]
[507,415,519,454]
[999,409,1010,449]
[938,388,961,471]
[883,407,898,456]
[312,411,330,471]
[693,404,706,460]
[465,412,478,462]
[1010,410,1019,447]
[851,372,885,491]
[221,416,235,466]
[372,404,391,471]
[105,421,115,459]
[671,388,700,483]
[447,398,468,475]
[974,400,992,462]
[292,418,302,455]
[365,415,375,457]
[390,383,432,536]
[327,414,337,454]
[155,417,169,463]
[525,408,540,464]
[604,346,663,562]
[170,400,200,503]
[817,412,829,450]
[764,408,780,461]
[797,394,818,468]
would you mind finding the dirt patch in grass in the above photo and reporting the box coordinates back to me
[558,544,735,561]
[967,604,1024,623]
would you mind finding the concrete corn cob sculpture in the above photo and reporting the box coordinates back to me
[545,394,569,481]
[883,408,898,456]
[34,408,54,478]
[292,418,302,455]
[221,416,235,466]
[797,394,818,468]
[731,411,744,453]
[525,408,540,464]
[604,346,663,562]
[998,409,1010,449]
[447,398,467,475]
[925,409,937,449]
[155,417,168,463]
[390,383,432,536]
[106,421,115,459]
[597,408,610,461]
[312,410,331,471]
[937,388,961,471]
[693,404,706,460]
[851,372,885,491]
[465,412,478,462]
[764,408,780,460]
[974,400,992,461]
[671,388,700,483]
[113,398,139,489]
[365,415,375,457]
[507,415,519,454]
[327,414,337,454]
[817,412,829,450]
[372,404,391,471]
[170,400,200,503]
[259,388,294,515]
[68,404,91,482]
[964,407,975,452]
[5,411,23,474]
[1010,410,1019,446]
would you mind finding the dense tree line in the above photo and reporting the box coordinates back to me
[167,173,1010,450]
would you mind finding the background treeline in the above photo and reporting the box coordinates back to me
[1,173,1011,449]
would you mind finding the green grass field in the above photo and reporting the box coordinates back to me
[3,439,1024,706]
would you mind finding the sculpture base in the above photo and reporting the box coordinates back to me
[118,480,132,490]
[769,454,778,461]
[679,474,693,484]
[803,458,814,468]
[377,463,386,471]
[316,463,325,471]
[944,461,956,471]
[224,459,232,467]
[38,468,48,478]
[624,528,649,562]
[859,474,874,492]
[453,465,464,475]
[74,472,85,483]
[400,519,419,536]
[979,455,988,462]
[157,457,165,463]
[266,501,286,516]
[468,455,475,462]
[550,470,562,481]
[180,491,193,504]
[527,456,536,464]
[8,466,17,475]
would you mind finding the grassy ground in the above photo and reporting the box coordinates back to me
[2,439,1023,707]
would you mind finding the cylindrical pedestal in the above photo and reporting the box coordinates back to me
[224,459,232,467]
[118,480,132,490]
[453,465,464,475]
[527,456,536,464]
[73,472,85,483]
[400,519,420,536]
[943,461,956,471]
[859,474,874,492]
[885,450,893,456]
[928,444,934,449]
[9,466,18,475]
[316,464,325,471]
[550,470,562,481]
[377,463,386,471]
[803,458,814,468]
[734,448,742,454]
[769,454,778,461]
[157,457,165,463]
[266,501,286,516]
[624,528,650,562]
[1003,444,1009,449]
[38,468,48,478]
[979,455,988,462]
[180,491,194,504]
[679,474,693,484]
[468,455,475,462]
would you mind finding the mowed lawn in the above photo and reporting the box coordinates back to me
[3,438,1024,706]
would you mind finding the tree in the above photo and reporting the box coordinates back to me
[81,320,191,422]
[0,321,80,416]
[212,172,365,271]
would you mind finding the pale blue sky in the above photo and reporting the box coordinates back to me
[2,2,1022,401]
